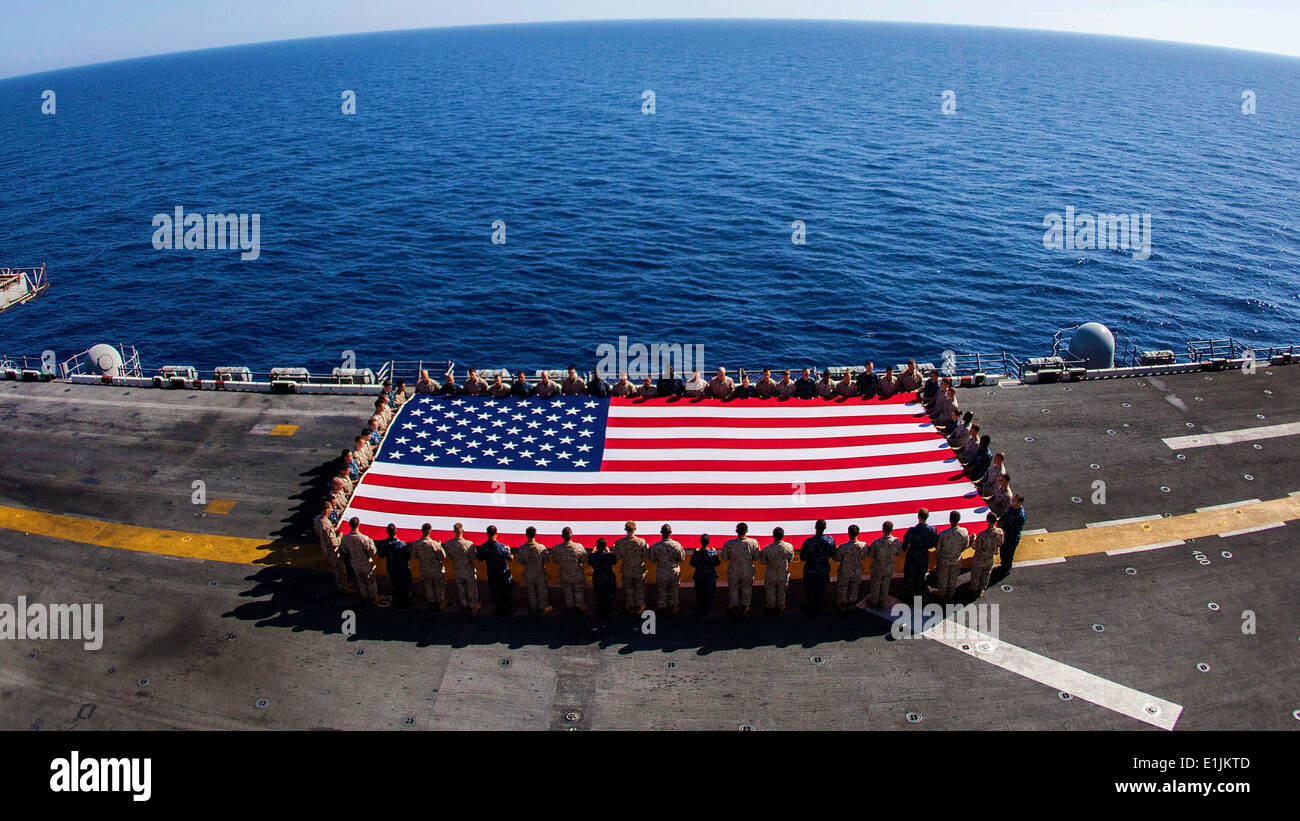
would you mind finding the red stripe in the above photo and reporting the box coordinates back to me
[346,492,985,523]
[358,468,968,497]
[605,431,936,449]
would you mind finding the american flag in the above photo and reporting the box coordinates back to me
[343,393,988,550]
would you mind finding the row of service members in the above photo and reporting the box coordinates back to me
[311,509,1029,616]
[411,361,938,401]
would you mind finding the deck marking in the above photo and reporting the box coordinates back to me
[1163,420,1300,449]
[0,392,364,417]
[1023,528,1049,536]
[1086,514,1163,528]
[270,424,298,436]
[1013,557,1066,567]
[1196,499,1260,512]
[203,499,237,515]
[921,610,1183,730]
[1105,539,1186,556]
[1218,521,1286,538]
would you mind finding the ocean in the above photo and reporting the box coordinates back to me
[1,20,1297,375]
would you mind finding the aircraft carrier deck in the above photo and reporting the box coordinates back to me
[0,368,1296,732]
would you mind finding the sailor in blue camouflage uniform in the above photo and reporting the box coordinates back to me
[376,522,413,609]
[997,494,1028,577]
[689,533,721,616]
[799,519,836,614]
[588,538,619,616]
[902,508,938,597]
[477,525,516,616]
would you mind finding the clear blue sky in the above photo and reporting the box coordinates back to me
[4,0,1298,79]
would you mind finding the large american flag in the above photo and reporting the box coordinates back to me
[344,393,988,550]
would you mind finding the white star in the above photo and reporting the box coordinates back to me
[526,420,540,429]
[530,406,544,415]
[584,401,597,408]
[430,439,444,448]
[467,440,481,449]
[451,432,465,441]
[577,444,592,452]
[446,446,460,456]
[485,400,497,407]
[424,453,439,462]
[521,435,537,443]
[565,407,579,415]
[390,451,405,459]
[491,418,505,427]
[415,430,430,439]
[395,436,410,445]
[561,421,576,430]
[456,418,470,426]
[461,454,476,463]
[539,443,554,451]
[419,397,433,404]
[557,451,571,460]
[451,399,465,406]
[520,449,534,458]
[402,422,415,430]
[471,425,485,435]
[486,433,501,442]
[536,457,551,466]
[507,427,521,435]
[511,413,524,421]
[410,445,424,453]
[543,428,556,437]
[581,415,595,423]
[559,436,574,445]
[579,430,593,438]
[498,456,513,465]
[436,424,450,432]
[573,459,588,467]
[503,441,517,450]
[546,414,559,422]
[410,408,423,417]
[482,447,497,457]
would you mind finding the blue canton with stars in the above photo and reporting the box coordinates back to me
[377,395,610,472]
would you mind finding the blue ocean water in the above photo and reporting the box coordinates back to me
[1,20,1297,374]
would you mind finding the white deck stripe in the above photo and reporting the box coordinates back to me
[1195,499,1261,512]
[1013,556,1066,567]
[1163,420,1300,449]
[1218,521,1286,538]
[1105,540,1186,556]
[1022,528,1049,536]
[1085,514,1163,528]
[921,615,1183,730]
[0,392,361,416]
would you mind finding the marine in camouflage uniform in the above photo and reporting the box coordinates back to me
[934,511,972,601]
[648,525,686,613]
[550,527,588,614]
[866,522,902,608]
[516,526,552,615]
[721,523,761,615]
[442,523,480,613]
[408,522,448,610]
[834,524,868,610]
[760,527,795,613]
[969,513,1004,597]
[340,517,381,605]
[312,501,349,592]
[614,521,651,614]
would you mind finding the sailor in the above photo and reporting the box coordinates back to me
[794,368,816,399]
[814,370,836,399]
[366,418,383,448]
[487,373,511,398]
[477,525,515,616]
[588,538,619,616]
[342,450,361,484]
[550,527,588,615]
[920,370,941,407]
[639,377,659,398]
[775,369,797,398]
[979,452,1007,495]
[934,511,971,601]
[877,366,899,399]
[390,380,410,409]
[352,436,373,471]
[936,387,960,431]
[329,477,350,513]
[533,372,561,398]
[463,368,488,396]
[614,520,650,614]
[761,526,795,613]
[721,522,760,616]
[835,369,860,398]
[997,495,1028,576]
[341,517,383,607]
[708,367,735,399]
[689,534,721,616]
[313,500,349,593]
[408,523,447,610]
[377,522,413,609]
[443,522,480,614]
[988,473,1014,516]
[949,412,974,449]
[440,373,460,396]
[729,373,754,399]
[561,366,585,395]
[649,524,686,613]
[655,366,684,398]
[902,509,938,597]
[897,359,923,393]
[511,371,530,398]
[857,361,879,399]
[754,368,778,399]
[866,521,901,608]
[799,519,836,614]
[586,371,610,398]
[969,513,1003,597]
[958,424,982,463]
[834,524,867,610]
[334,466,354,497]
[610,373,636,398]
[931,383,954,421]
[415,369,436,394]
[516,526,552,615]
[965,435,993,482]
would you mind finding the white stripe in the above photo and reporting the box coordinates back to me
[364,459,960,485]
[1085,513,1163,528]
[1105,540,1185,556]
[921,615,1182,730]
[1218,521,1286,538]
[607,403,924,419]
[1163,420,1300,449]
[608,422,935,439]
[1013,556,1066,567]
[604,439,948,461]
[340,507,991,537]
[353,480,978,510]
[1195,499,1261,512]
[1022,528,1049,535]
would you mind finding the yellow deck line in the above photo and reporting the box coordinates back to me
[0,496,1296,579]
